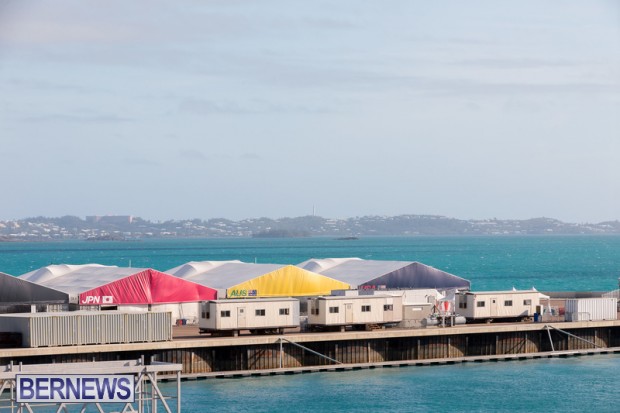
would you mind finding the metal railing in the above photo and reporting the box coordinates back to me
[543,324,602,352]
[278,337,341,368]
[0,359,182,413]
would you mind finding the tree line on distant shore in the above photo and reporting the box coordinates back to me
[1,214,619,241]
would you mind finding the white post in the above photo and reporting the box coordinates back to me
[279,338,283,369]
[177,371,181,413]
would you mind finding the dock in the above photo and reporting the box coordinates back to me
[2,320,619,377]
[177,346,620,380]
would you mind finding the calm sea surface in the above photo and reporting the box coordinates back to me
[1,236,619,411]
[1,236,619,291]
[163,353,620,413]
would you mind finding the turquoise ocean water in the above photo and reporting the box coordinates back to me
[1,236,619,291]
[162,354,620,412]
[1,236,619,411]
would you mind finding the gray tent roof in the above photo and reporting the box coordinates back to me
[20,264,111,284]
[0,272,68,304]
[166,261,287,289]
[166,261,243,279]
[19,264,149,295]
[298,258,470,290]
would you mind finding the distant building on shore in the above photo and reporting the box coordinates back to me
[86,215,133,225]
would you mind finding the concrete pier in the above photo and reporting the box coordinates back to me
[1,320,619,377]
[175,346,620,380]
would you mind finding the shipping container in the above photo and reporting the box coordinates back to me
[565,298,618,321]
[307,295,403,330]
[0,311,172,348]
[199,298,300,335]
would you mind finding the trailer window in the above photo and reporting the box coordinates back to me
[279,308,289,315]
[255,309,266,316]
[202,311,210,319]
[361,305,371,312]
[221,310,231,317]
[459,302,467,309]
[477,301,485,308]
[329,306,339,313]
[504,300,513,306]
[383,304,393,311]
[523,299,532,306]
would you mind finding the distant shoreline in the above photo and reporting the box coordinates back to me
[1,214,619,242]
[3,233,620,244]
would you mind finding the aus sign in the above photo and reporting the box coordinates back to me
[228,289,258,297]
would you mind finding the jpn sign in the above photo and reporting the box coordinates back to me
[80,295,114,305]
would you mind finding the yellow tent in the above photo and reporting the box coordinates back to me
[227,265,350,298]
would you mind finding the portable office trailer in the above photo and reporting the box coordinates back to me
[0,311,172,348]
[328,290,432,328]
[456,290,542,321]
[199,298,300,336]
[307,295,403,331]
[565,298,618,321]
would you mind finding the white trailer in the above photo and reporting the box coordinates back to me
[199,298,300,336]
[456,290,544,322]
[307,295,403,331]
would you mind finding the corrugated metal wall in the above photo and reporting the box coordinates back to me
[565,298,618,321]
[0,312,172,347]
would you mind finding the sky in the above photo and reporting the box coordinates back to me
[0,1,618,223]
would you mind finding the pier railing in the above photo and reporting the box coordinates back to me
[0,359,183,413]
[278,337,341,368]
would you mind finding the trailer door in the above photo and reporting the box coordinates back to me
[490,298,498,317]
[345,303,353,323]
[237,307,246,328]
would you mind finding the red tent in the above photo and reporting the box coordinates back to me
[79,269,217,305]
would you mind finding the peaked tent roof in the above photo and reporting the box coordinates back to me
[19,264,217,304]
[168,262,285,289]
[298,258,470,290]
[167,261,351,298]
[20,265,147,296]
[298,257,364,273]
[79,269,217,305]
[166,260,244,279]
[227,265,350,298]
[20,264,110,284]
[0,272,68,303]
